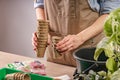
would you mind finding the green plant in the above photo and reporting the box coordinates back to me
[94,8,120,80]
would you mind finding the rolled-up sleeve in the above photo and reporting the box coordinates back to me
[34,0,44,9]
[100,0,120,14]
[88,0,100,13]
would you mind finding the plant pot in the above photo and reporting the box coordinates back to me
[73,47,107,74]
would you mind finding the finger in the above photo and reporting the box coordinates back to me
[32,33,38,50]
[62,46,74,54]
[56,39,72,50]
[67,45,74,52]
[56,42,66,50]
[47,34,51,45]
[59,44,68,52]
[59,43,73,52]
[32,42,37,50]
[56,38,69,49]
[32,32,38,43]
[57,48,68,53]
[32,39,37,48]
[32,37,37,45]
[33,47,36,51]
[32,33,37,41]
[56,36,69,46]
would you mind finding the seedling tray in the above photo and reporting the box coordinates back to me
[0,68,53,80]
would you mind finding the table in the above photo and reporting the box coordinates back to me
[0,51,75,79]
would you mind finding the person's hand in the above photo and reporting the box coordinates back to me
[55,35,84,53]
[32,32,50,50]
[32,32,37,50]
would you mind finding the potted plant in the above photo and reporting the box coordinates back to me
[94,8,120,80]
[73,8,120,80]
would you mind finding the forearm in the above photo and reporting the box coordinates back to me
[35,8,45,20]
[77,14,108,43]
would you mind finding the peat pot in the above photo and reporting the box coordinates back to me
[73,47,107,74]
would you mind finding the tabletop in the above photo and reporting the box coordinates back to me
[0,51,75,79]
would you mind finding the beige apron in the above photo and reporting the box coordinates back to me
[44,0,104,67]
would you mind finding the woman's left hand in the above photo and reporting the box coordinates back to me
[55,35,84,53]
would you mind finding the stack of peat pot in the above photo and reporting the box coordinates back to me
[36,20,49,57]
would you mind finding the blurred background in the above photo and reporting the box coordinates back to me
[0,0,37,58]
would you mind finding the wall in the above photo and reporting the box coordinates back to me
[0,0,37,58]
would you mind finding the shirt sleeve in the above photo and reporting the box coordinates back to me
[88,0,100,13]
[100,0,120,14]
[34,0,44,9]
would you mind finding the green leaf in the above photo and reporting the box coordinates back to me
[94,38,109,60]
[104,41,114,58]
[94,48,104,61]
[97,71,106,77]
[116,32,120,45]
[106,57,117,73]
[104,16,113,37]
[111,69,120,80]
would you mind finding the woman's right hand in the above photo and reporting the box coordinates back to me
[32,32,51,50]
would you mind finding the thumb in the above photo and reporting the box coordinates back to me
[47,34,51,45]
